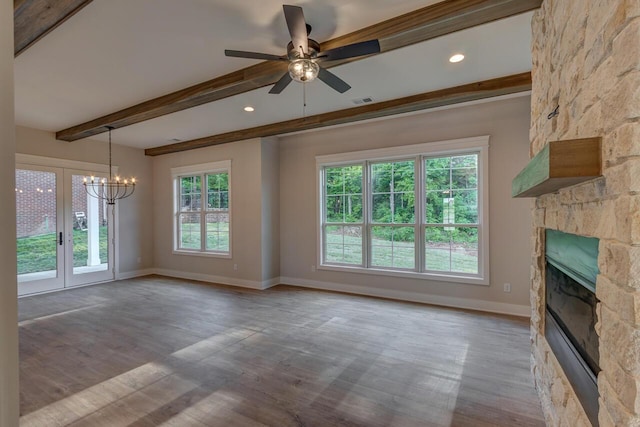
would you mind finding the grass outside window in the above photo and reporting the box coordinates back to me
[17,227,108,275]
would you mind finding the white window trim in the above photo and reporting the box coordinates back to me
[171,160,232,258]
[316,136,490,286]
[16,153,116,175]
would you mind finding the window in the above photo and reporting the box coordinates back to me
[172,161,231,257]
[318,137,489,285]
[424,154,479,274]
[371,159,416,269]
[324,164,363,264]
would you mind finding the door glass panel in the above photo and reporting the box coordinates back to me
[16,169,58,282]
[72,174,108,274]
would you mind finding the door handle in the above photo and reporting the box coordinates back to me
[59,232,63,246]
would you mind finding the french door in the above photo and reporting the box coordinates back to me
[16,164,114,296]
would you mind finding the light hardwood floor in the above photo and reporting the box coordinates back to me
[18,276,544,426]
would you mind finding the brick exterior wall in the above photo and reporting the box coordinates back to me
[16,170,106,238]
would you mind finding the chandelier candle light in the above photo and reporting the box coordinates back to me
[83,126,136,205]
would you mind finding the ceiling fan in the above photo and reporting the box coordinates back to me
[225,4,381,94]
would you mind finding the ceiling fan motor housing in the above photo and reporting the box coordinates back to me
[287,39,320,59]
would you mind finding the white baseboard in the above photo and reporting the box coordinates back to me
[261,277,280,289]
[116,268,156,280]
[125,270,530,317]
[278,276,531,317]
[153,268,277,290]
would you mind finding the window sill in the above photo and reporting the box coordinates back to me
[317,264,489,286]
[173,250,232,259]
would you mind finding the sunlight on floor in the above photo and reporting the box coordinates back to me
[18,305,104,327]
[19,328,257,426]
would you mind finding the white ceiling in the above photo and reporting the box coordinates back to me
[14,1,533,150]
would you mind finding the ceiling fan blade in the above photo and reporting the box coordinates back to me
[225,50,287,61]
[283,5,308,55]
[269,73,293,94]
[317,67,351,93]
[318,40,381,61]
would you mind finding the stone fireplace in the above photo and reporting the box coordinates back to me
[529,1,640,426]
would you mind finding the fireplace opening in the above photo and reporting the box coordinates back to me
[546,262,600,376]
[544,229,600,426]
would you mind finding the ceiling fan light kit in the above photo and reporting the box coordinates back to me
[288,59,319,82]
[225,4,380,94]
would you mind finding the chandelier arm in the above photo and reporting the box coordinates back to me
[113,183,118,203]
[120,183,128,199]
[115,183,124,201]
[119,183,128,200]
[120,188,135,200]
[85,182,100,199]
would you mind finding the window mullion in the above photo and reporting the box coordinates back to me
[201,173,206,252]
[175,178,180,251]
[176,213,180,251]
[416,155,424,273]
[320,168,325,265]
[363,161,370,268]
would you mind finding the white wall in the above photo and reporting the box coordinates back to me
[278,95,533,315]
[15,126,154,276]
[152,138,266,287]
[261,138,280,282]
[0,0,19,424]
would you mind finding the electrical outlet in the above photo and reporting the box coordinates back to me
[137,257,142,264]
[233,264,238,271]
[311,265,316,272]
[503,283,511,293]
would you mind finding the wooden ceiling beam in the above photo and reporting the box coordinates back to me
[321,0,541,54]
[144,72,532,156]
[57,0,542,142]
[14,0,93,57]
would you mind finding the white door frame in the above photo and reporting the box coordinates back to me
[16,154,119,295]
[15,164,65,295]
[64,167,115,288]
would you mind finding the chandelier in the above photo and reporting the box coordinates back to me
[83,126,135,205]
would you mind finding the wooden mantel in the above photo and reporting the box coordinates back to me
[512,137,602,198]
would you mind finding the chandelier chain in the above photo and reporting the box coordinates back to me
[108,126,113,181]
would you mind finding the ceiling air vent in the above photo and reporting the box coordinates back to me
[351,97,374,105]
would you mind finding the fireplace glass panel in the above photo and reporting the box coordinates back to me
[546,262,600,375]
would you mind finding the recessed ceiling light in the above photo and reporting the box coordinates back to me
[449,53,465,63]
[244,106,255,112]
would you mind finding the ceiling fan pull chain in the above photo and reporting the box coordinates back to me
[303,82,307,118]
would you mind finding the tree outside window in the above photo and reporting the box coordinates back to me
[320,147,484,280]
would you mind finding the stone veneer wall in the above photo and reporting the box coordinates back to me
[529,1,640,426]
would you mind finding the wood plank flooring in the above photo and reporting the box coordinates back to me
[18,276,544,426]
